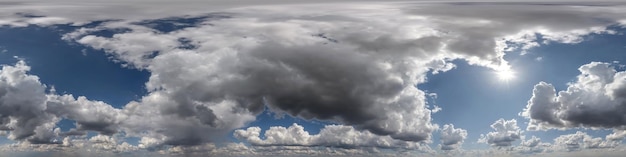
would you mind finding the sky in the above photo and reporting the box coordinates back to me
[2,0,626,157]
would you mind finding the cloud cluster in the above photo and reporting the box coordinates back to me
[0,61,126,144]
[478,119,522,147]
[552,131,619,151]
[59,2,626,146]
[522,62,626,130]
[68,4,456,144]
[234,123,431,150]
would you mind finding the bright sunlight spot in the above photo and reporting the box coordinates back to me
[496,69,515,81]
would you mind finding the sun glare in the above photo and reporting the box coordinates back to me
[496,69,515,81]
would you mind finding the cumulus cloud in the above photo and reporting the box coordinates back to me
[606,130,626,141]
[517,136,551,154]
[121,93,257,147]
[0,60,58,143]
[522,62,626,130]
[439,124,467,151]
[234,123,432,150]
[46,95,125,135]
[552,131,619,151]
[479,119,522,147]
[0,61,127,144]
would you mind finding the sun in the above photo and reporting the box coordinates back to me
[495,69,516,81]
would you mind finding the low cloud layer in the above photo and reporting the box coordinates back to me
[234,123,431,150]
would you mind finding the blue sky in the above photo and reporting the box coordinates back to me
[2,1,626,157]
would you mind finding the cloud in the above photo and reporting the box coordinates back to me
[606,130,626,141]
[0,61,129,145]
[439,124,467,151]
[522,62,626,130]
[46,95,125,135]
[68,7,447,143]
[517,136,551,154]
[478,119,522,147]
[552,131,619,151]
[0,136,138,155]
[0,60,58,143]
[233,123,432,150]
[121,94,257,147]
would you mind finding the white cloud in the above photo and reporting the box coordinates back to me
[552,131,619,151]
[431,105,442,113]
[522,62,626,130]
[234,123,432,152]
[516,136,551,154]
[0,60,58,143]
[0,61,127,144]
[234,123,432,150]
[606,130,626,141]
[478,119,522,147]
[46,94,125,135]
[439,124,467,151]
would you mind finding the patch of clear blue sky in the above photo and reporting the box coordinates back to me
[0,25,150,107]
[1,14,626,149]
